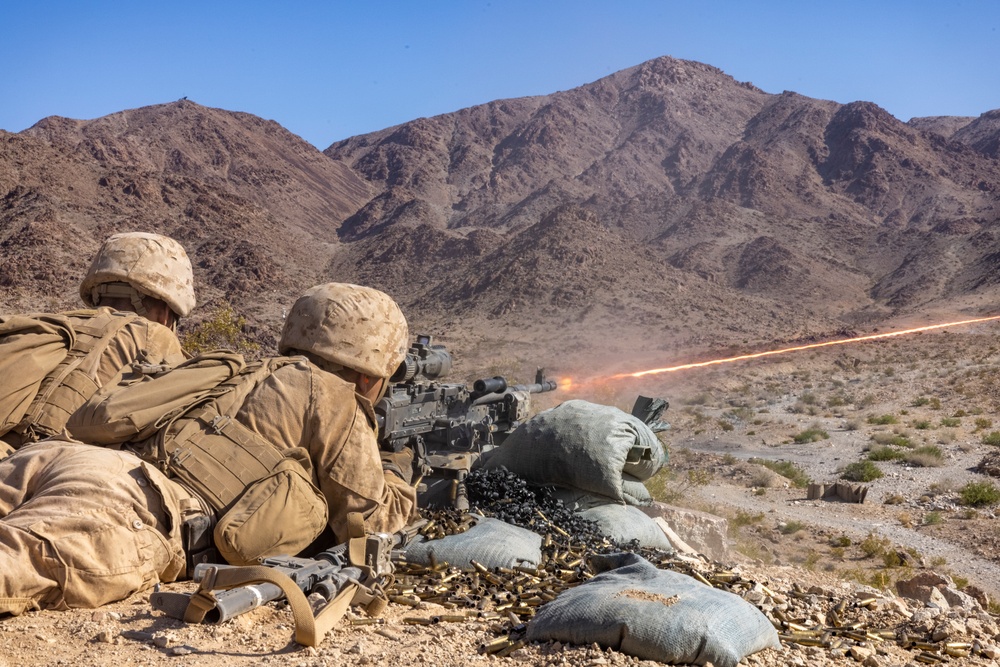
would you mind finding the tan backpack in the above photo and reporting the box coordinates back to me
[69,353,329,566]
[0,314,76,438]
[0,309,146,450]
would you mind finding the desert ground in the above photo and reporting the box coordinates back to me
[4,325,1000,666]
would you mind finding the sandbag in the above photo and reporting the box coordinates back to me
[548,489,671,549]
[401,517,542,570]
[527,552,781,667]
[481,400,666,504]
[578,504,673,550]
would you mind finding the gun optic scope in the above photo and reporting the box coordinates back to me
[391,335,453,382]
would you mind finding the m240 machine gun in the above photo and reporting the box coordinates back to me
[375,334,557,509]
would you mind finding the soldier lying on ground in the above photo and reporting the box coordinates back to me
[0,232,194,458]
[0,283,418,615]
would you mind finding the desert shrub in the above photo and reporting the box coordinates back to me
[867,446,906,462]
[180,302,260,358]
[975,417,994,431]
[940,417,960,427]
[749,458,811,488]
[793,428,829,443]
[829,535,852,548]
[904,446,944,467]
[645,467,710,504]
[827,395,848,408]
[718,420,735,432]
[884,493,906,505]
[982,432,1000,446]
[912,420,932,430]
[685,393,713,406]
[872,432,912,448]
[928,478,958,495]
[923,511,945,526]
[729,510,766,534]
[841,461,884,482]
[913,396,931,407]
[868,414,898,425]
[959,481,1000,507]
[859,533,891,558]
[855,394,877,409]
[780,520,806,535]
[799,392,817,405]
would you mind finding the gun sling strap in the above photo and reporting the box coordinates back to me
[166,513,387,647]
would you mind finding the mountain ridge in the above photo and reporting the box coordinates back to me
[2,56,1000,374]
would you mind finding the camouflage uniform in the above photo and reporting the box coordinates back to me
[0,309,184,454]
[0,232,199,613]
[236,361,417,542]
[0,439,207,614]
[0,283,416,613]
[0,232,194,457]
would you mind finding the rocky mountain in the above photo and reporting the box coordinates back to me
[3,57,1000,376]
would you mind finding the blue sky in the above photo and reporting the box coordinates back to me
[3,1,999,148]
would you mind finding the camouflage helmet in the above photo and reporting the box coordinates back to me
[279,283,408,379]
[80,232,195,318]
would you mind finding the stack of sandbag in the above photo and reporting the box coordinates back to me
[527,552,781,667]
[480,400,671,549]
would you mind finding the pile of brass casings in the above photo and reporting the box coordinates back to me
[396,507,992,662]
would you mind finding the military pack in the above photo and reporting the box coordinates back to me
[69,352,329,566]
[0,309,144,452]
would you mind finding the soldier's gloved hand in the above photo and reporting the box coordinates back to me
[381,448,414,485]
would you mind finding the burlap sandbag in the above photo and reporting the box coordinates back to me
[527,553,781,667]
[401,517,542,570]
[481,400,666,503]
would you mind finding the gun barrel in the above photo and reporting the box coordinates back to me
[205,582,285,623]
[472,376,507,395]
[510,379,558,394]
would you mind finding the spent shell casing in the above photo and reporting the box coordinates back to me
[480,637,512,655]
[945,642,973,650]
[913,642,939,651]
[915,652,944,664]
[389,595,421,607]
[944,647,970,658]
[496,638,526,658]
[433,615,468,623]
[691,571,712,587]
[403,617,434,625]
[349,618,385,626]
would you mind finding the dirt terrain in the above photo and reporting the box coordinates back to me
[6,326,1000,666]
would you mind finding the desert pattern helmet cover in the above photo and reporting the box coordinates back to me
[80,232,196,317]
[279,282,408,378]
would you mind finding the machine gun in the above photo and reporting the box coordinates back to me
[375,334,557,509]
[150,531,401,646]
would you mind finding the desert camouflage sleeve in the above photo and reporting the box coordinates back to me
[95,317,186,387]
[237,363,418,543]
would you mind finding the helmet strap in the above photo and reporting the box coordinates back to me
[92,282,148,317]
